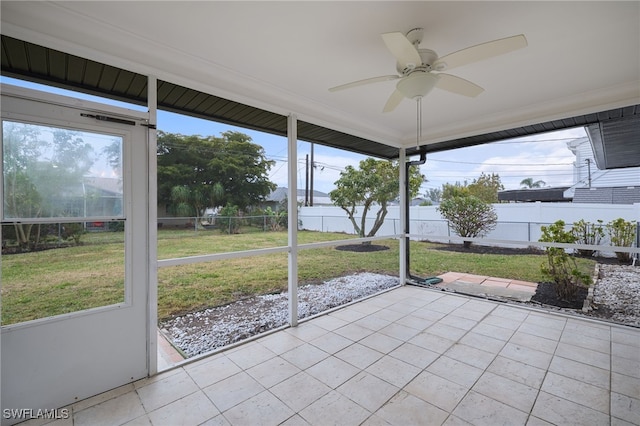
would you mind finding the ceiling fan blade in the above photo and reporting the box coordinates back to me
[381,32,422,70]
[382,89,405,113]
[328,75,399,92]
[435,73,484,97]
[433,34,527,71]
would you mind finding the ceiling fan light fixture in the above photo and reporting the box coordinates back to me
[396,72,438,99]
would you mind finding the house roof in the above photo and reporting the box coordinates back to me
[266,187,331,204]
[84,177,122,196]
[498,187,571,203]
[1,2,639,159]
[572,186,640,205]
[586,114,640,169]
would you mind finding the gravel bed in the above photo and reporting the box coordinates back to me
[161,264,639,358]
[161,273,400,357]
[589,264,640,327]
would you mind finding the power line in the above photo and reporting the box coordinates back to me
[490,137,582,145]
[426,158,573,166]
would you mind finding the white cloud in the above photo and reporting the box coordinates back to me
[272,128,588,195]
[421,128,585,192]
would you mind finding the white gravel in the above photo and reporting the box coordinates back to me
[161,273,400,357]
[590,264,640,327]
[161,264,639,358]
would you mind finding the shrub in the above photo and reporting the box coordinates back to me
[63,222,86,245]
[108,221,125,232]
[571,219,604,257]
[539,220,591,301]
[606,218,636,263]
[217,204,240,234]
[264,207,287,231]
[438,195,497,248]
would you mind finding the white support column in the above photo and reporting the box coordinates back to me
[287,114,298,326]
[398,147,407,284]
[147,76,159,375]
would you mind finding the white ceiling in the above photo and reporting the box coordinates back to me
[2,1,639,151]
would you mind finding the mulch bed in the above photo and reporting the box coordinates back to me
[335,244,390,252]
[428,242,544,256]
[530,282,588,309]
[427,241,621,265]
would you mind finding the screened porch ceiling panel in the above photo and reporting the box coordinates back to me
[1,35,399,159]
[1,1,639,163]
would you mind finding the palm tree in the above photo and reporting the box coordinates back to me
[520,178,546,188]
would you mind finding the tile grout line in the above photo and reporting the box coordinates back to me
[419,298,509,424]
[521,309,559,425]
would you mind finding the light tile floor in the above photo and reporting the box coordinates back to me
[436,271,539,294]
[26,285,640,426]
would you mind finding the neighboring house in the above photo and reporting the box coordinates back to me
[265,187,333,208]
[499,136,640,204]
[572,186,640,204]
[498,187,571,203]
[55,176,123,218]
[564,137,640,203]
[410,197,435,206]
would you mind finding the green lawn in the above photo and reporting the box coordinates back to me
[1,230,596,325]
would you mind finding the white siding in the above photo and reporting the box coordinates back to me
[565,137,640,198]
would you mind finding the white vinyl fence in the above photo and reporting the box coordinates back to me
[299,202,640,256]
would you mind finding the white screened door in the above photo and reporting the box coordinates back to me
[1,86,152,424]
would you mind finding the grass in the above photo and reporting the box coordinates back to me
[1,230,596,325]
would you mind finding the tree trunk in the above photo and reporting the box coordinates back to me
[367,204,388,237]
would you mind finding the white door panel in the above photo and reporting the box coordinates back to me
[1,86,150,425]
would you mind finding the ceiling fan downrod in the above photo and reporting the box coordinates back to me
[416,96,422,148]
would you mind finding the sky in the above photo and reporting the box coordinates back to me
[2,76,588,197]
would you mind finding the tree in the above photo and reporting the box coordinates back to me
[330,158,424,239]
[170,182,224,217]
[442,181,469,200]
[3,122,94,248]
[425,188,442,203]
[520,177,546,188]
[441,173,503,203]
[157,131,276,214]
[467,173,504,203]
[438,195,497,248]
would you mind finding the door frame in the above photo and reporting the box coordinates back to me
[1,84,154,423]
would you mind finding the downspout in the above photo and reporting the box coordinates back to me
[405,150,426,282]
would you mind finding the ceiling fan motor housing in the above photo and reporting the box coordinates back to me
[396,48,439,75]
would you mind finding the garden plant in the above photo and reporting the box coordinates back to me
[539,220,592,301]
[571,219,604,257]
[606,218,636,263]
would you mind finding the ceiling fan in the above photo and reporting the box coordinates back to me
[329,28,527,113]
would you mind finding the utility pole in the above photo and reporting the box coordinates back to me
[310,143,314,206]
[304,154,309,206]
[586,158,592,188]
